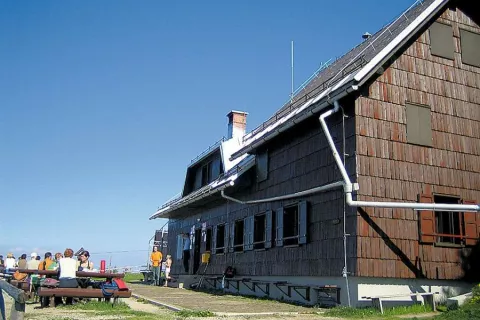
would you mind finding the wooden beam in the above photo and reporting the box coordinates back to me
[0,280,26,320]
[0,280,25,304]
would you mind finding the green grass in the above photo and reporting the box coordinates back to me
[56,301,173,319]
[324,303,433,319]
[124,272,145,283]
[176,310,215,318]
[430,302,480,320]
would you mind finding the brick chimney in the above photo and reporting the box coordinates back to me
[227,110,248,139]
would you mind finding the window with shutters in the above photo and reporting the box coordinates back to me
[205,228,212,252]
[277,201,308,247]
[253,214,266,250]
[215,225,226,254]
[233,220,245,252]
[419,194,478,246]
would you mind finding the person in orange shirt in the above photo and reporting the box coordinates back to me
[38,252,54,271]
[150,246,163,286]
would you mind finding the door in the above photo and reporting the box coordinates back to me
[193,228,202,274]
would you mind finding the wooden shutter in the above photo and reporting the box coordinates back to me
[463,199,479,246]
[276,207,284,247]
[212,225,217,254]
[176,235,183,260]
[298,201,308,244]
[265,210,273,249]
[418,194,435,244]
[224,223,230,253]
[229,222,235,252]
[244,216,254,251]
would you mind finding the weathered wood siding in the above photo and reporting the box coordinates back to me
[168,113,358,277]
[355,7,480,279]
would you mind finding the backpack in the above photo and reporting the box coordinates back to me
[223,266,236,278]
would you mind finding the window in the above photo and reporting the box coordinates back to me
[256,151,269,182]
[406,103,432,147]
[233,220,245,252]
[284,205,299,246]
[429,22,454,59]
[205,228,212,252]
[276,201,308,247]
[215,224,226,254]
[460,29,480,68]
[200,158,221,187]
[434,195,462,245]
[253,214,266,250]
[419,194,479,246]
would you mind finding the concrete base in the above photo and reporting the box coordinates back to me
[446,292,473,309]
[196,275,472,307]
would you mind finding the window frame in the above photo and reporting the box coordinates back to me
[233,219,245,252]
[215,224,226,254]
[253,213,267,250]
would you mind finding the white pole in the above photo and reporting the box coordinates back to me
[291,40,294,102]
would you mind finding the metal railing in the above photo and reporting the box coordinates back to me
[190,136,226,164]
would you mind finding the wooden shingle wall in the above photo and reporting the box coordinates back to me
[168,113,358,277]
[355,7,480,280]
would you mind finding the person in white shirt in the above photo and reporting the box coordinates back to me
[58,248,78,305]
[5,253,17,271]
[27,252,40,270]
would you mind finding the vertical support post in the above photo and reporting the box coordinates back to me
[0,290,6,320]
[10,301,25,320]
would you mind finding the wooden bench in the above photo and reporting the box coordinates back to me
[312,285,341,306]
[274,282,311,300]
[38,287,132,307]
[203,276,223,289]
[362,292,438,314]
[9,280,29,291]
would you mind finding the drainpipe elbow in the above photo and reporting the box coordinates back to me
[333,100,341,112]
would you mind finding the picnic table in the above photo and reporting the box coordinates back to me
[10,269,131,307]
[13,269,125,279]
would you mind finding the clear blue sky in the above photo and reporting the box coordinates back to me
[0,0,414,268]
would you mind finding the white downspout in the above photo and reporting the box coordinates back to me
[320,101,480,213]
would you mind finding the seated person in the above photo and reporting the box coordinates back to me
[58,248,78,305]
[38,252,54,271]
[77,251,94,271]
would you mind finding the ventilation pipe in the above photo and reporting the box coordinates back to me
[321,100,480,213]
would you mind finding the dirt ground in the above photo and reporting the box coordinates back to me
[128,282,320,314]
[1,293,331,320]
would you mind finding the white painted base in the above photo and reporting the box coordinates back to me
[199,275,474,307]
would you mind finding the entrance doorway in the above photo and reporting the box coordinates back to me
[193,228,202,274]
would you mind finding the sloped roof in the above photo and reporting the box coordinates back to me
[231,0,447,160]
[149,154,255,219]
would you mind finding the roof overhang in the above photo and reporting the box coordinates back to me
[230,0,448,161]
[150,155,255,220]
